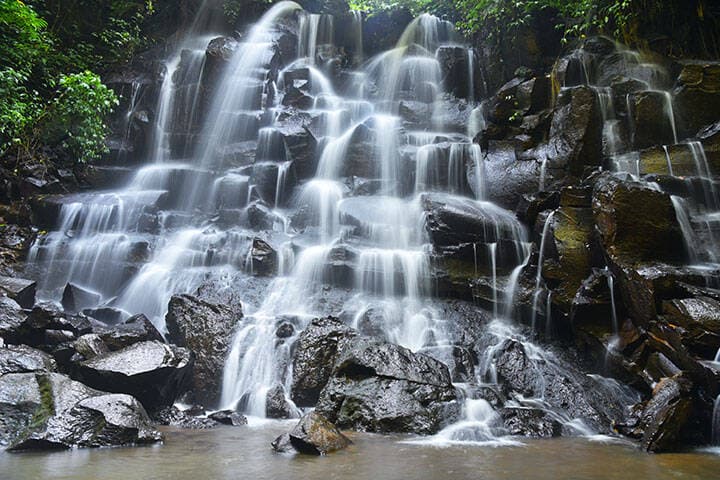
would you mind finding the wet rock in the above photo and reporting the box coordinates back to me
[20,303,93,347]
[639,375,694,452]
[541,204,595,314]
[291,317,358,407]
[516,76,551,114]
[275,322,295,338]
[271,432,294,453]
[674,61,720,138]
[420,345,476,383]
[501,407,562,438]
[493,339,624,431]
[283,411,351,455]
[1,372,161,450]
[266,385,294,419]
[421,192,524,247]
[355,308,387,339]
[61,283,101,314]
[165,294,240,406]
[247,238,278,276]
[246,201,285,231]
[208,409,248,426]
[96,313,163,351]
[662,297,720,358]
[0,344,56,375]
[0,276,36,309]
[436,46,473,99]
[593,173,684,263]
[316,338,459,434]
[73,341,193,412]
[152,405,216,429]
[72,334,109,360]
[279,123,317,181]
[0,297,25,343]
[612,263,707,327]
[630,91,677,149]
[547,86,603,176]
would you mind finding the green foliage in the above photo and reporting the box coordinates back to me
[0,0,50,76]
[45,71,119,163]
[0,1,121,164]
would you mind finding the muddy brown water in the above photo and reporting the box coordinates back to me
[2,421,720,480]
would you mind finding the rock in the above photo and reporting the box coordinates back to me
[421,192,524,248]
[152,405,216,429]
[246,238,278,276]
[285,411,351,455]
[61,283,101,313]
[271,432,294,453]
[0,344,56,375]
[593,173,685,263]
[630,91,677,149]
[96,313,163,351]
[275,322,295,338]
[165,294,240,406]
[290,317,358,407]
[208,409,248,426]
[315,338,459,434]
[436,46,473,99]
[73,341,193,412]
[266,385,294,419]
[547,86,603,176]
[73,334,109,360]
[674,61,720,138]
[540,204,595,313]
[501,407,562,438]
[662,297,720,358]
[1,372,161,450]
[0,276,36,309]
[639,375,694,452]
[0,297,25,343]
[493,339,625,431]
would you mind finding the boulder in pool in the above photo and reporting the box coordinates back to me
[0,372,161,450]
[272,411,351,455]
[73,340,193,412]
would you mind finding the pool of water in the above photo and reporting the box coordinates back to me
[3,421,720,480]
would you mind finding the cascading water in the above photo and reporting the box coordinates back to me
[25,2,638,444]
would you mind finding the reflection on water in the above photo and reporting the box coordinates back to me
[2,424,720,480]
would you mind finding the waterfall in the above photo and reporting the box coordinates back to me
[26,4,558,431]
[531,212,555,330]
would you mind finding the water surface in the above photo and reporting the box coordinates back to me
[3,423,719,480]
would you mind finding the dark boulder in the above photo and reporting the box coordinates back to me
[270,432,294,453]
[1,372,161,450]
[593,173,685,263]
[421,192,524,247]
[630,91,678,149]
[639,375,694,452]
[0,297,25,343]
[61,283,101,313]
[152,405,216,429]
[208,409,248,426]
[0,276,36,309]
[275,411,351,455]
[165,294,240,406]
[73,341,193,412]
[500,407,562,438]
[266,384,294,419]
[493,339,625,432]
[246,238,278,276]
[547,86,603,176]
[0,344,57,375]
[674,61,720,139]
[72,334,109,360]
[315,338,459,434]
[290,317,358,407]
[662,297,720,358]
[96,313,163,351]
